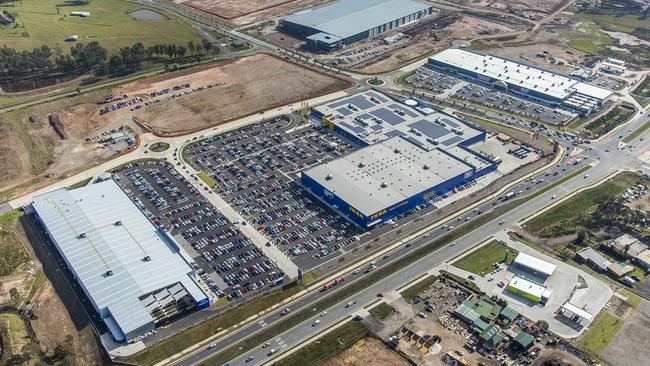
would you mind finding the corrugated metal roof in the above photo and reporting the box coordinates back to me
[513,252,556,276]
[430,49,613,102]
[32,179,208,339]
[284,0,432,39]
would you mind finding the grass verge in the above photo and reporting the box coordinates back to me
[622,120,650,143]
[271,321,369,366]
[0,210,29,276]
[149,142,171,153]
[621,289,642,308]
[196,172,217,189]
[577,312,624,356]
[525,171,637,235]
[369,302,394,320]
[67,177,92,190]
[301,271,319,286]
[139,149,575,365]
[453,240,518,276]
[400,275,438,301]
[125,283,304,365]
[584,104,635,138]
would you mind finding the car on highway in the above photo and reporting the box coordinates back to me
[267,349,277,356]
[312,319,321,326]
[280,308,290,316]
[245,356,254,363]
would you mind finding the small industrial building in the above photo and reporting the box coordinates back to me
[507,276,551,304]
[607,261,635,278]
[635,250,650,271]
[281,0,436,52]
[560,303,593,325]
[576,247,612,272]
[31,179,210,343]
[512,252,556,278]
[427,48,614,115]
[302,90,499,228]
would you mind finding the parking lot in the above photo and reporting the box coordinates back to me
[405,67,575,125]
[113,160,286,300]
[405,67,461,94]
[588,74,625,90]
[453,83,574,126]
[183,115,371,270]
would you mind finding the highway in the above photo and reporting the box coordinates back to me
[165,107,650,366]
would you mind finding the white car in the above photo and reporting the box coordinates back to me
[313,319,321,326]
[321,311,327,317]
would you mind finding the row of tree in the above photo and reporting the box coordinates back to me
[0,38,216,79]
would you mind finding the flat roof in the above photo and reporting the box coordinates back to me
[430,49,613,102]
[508,276,546,298]
[577,248,611,270]
[32,180,207,339]
[283,0,432,40]
[513,252,557,276]
[303,136,473,215]
[314,90,483,147]
[562,303,593,321]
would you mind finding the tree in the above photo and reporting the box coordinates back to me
[187,40,195,55]
[202,38,213,54]
[536,320,549,331]
[575,229,587,246]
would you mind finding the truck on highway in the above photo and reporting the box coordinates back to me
[321,276,345,291]
[503,191,516,200]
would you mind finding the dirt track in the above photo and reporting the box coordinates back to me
[321,337,408,366]
[130,54,351,135]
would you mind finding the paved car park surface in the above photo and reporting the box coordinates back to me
[184,116,369,270]
[406,67,575,126]
[113,160,287,300]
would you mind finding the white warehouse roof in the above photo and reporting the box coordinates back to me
[430,49,614,102]
[303,135,474,216]
[284,0,433,40]
[513,252,557,276]
[32,179,208,341]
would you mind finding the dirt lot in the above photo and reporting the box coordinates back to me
[0,54,349,203]
[176,0,331,25]
[532,349,588,366]
[130,54,351,135]
[320,337,408,366]
[29,282,103,365]
[600,299,650,366]
[448,0,566,13]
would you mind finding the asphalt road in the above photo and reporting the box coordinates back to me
[171,110,650,366]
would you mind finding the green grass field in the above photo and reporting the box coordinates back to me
[585,105,635,137]
[560,17,613,54]
[0,210,29,277]
[274,321,369,366]
[196,172,216,189]
[525,172,638,236]
[369,302,394,320]
[400,275,437,301]
[578,312,624,356]
[0,0,200,52]
[453,241,518,276]
[623,120,650,143]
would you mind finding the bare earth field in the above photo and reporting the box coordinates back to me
[176,0,331,25]
[30,282,103,366]
[129,54,351,135]
[600,300,650,366]
[354,15,518,73]
[531,349,587,366]
[0,54,349,203]
[320,337,408,366]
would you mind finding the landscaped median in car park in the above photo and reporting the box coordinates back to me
[121,139,572,366]
[194,161,594,366]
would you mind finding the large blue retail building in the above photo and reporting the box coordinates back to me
[302,90,499,228]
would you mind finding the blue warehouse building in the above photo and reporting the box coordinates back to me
[302,90,498,228]
[427,49,614,116]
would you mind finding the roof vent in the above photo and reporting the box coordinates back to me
[423,164,430,170]
[105,270,113,276]
[114,220,122,226]
[394,148,401,154]
[358,162,366,168]
[77,233,86,239]
[325,174,333,181]
[380,182,388,188]
[143,256,151,262]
